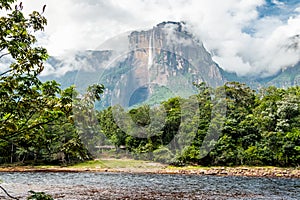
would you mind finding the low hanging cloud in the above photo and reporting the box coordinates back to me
[18,0,300,77]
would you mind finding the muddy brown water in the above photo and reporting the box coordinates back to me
[0,172,299,199]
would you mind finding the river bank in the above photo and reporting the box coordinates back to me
[0,159,299,178]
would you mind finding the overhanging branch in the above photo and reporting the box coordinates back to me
[0,69,12,77]
[0,52,10,59]
[0,185,19,200]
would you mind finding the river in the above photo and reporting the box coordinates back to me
[0,172,299,199]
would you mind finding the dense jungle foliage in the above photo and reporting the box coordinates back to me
[0,0,299,167]
[97,82,300,167]
[0,0,103,164]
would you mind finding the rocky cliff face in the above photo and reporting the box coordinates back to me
[100,21,226,108]
[41,22,299,108]
[128,22,224,86]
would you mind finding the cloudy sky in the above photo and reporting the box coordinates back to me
[20,0,300,77]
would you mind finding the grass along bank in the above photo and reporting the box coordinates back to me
[0,159,299,178]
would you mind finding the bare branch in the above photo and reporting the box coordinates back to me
[0,69,12,77]
[0,185,19,200]
[0,52,10,59]
[0,47,6,52]
[42,5,46,14]
[7,117,60,139]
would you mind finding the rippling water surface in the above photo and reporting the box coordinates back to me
[0,172,299,199]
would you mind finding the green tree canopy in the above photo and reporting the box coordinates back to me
[0,1,104,164]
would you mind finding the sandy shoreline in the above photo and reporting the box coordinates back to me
[0,165,299,179]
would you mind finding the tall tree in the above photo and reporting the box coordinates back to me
[0,1,104,164]
[0,0,48,143]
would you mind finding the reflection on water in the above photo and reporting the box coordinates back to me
[0,172,299,199]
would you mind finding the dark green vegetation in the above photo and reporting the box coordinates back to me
[0,0,299,169]
[98,82,300,167]
[0,0,103,165]
[27,191,54,200]
[0,1,298,200]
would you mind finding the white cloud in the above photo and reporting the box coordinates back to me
[272,0,285,7]
[13,0,300,77]
[254,15,300,75]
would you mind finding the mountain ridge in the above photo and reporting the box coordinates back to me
[40,21,300,108]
